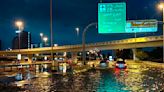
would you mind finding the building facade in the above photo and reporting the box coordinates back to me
[12,31,31,49]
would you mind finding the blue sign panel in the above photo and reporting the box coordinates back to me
[126,19,158,33]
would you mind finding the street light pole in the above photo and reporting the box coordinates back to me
[134,32,137,61]
[50,0,53,61]
[19,26,21,52]
[162,8,164,63]
[82,22,97,65]
[15,21,23,53]
[158,3,164,62]
[40,33,43,47]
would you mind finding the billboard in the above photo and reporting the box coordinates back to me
[126,19,158,33]
[98,2,126,33]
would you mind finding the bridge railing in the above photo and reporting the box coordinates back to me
[0,35,162,54]
[90,35,162,47]
[61,35,163,48]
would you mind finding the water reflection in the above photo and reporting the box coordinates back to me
[97,69,129,92]
[114,67,144,91]
[49,69,100,91]
[113,64,164,92]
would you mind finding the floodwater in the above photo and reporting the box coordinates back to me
[0,63,164,92]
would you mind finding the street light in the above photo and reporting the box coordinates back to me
[158,3,164,62]
[15,20,24,52]
[75,27,80,36]
[15,21,23,30]
[43,37,48,46]
[40,33,44,47]
[158,3,164,10]
[40,33,43,37]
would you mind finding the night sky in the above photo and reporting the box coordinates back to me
[0,0,163,50]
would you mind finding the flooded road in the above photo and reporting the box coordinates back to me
[25,64,164,92]
[0,62,164,92]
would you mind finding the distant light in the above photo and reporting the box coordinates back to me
[59,58,63,60]
[75,27,80,36]
[75,27,79,31]
[15,30,21,33]
[17,54,21,60]
[54,58,58,60]
[44,56,47,60]
[36,54,39,56]
[44,64,48,69]
[40,33,43,37]
[63,52,67,57]
[54,44,58,47]
[109,56,113,61]
[43,37,48,42]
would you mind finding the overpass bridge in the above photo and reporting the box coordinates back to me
[0,35,163,55]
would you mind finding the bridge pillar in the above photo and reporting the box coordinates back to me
[132,48,137,61]
[27,54,33,64]
[71,52,78,63]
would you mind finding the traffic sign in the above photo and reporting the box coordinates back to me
[126,19,158,33]
[98,2,126,33]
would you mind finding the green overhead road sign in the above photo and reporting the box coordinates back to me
[98,2,126,33]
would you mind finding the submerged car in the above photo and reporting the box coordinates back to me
[115,58,127,69]
[100,59,108,68]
